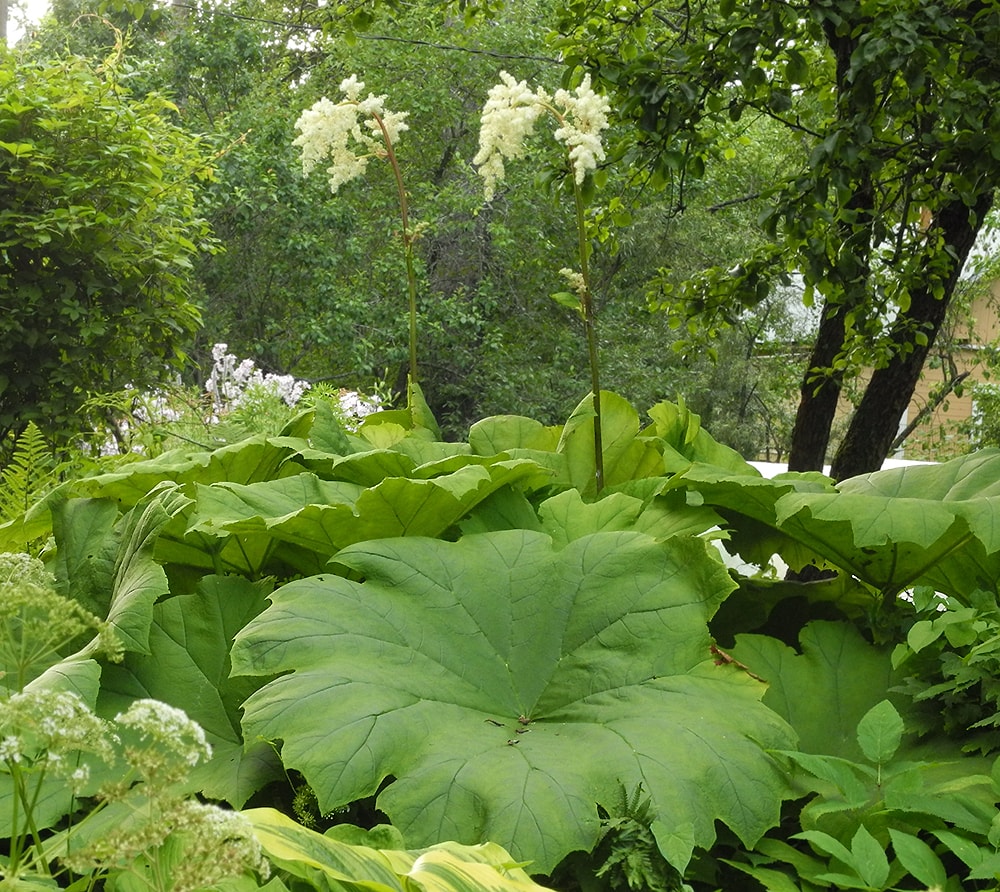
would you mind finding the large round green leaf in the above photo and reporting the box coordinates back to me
[232,530,794,874]
[769,452,1000,599]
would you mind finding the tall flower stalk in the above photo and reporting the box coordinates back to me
[293,77,420,402]
[473,72,611,491]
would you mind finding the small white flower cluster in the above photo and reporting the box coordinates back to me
[2,679,269,888]
[206,343,310,413]
[559,267,588,297]
[115,698,213,786]
[0,552,53,590]
[293,75,409,194]
[474,71,611,200]
[205,344,381,429]
[166,802,271,892]
[130,388,185,426]
[0,689,118,792]
[61,700,268,889]
[89,384,189,458]
[66,798,270,891]
[338,387,382,423]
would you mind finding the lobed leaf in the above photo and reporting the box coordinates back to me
[98,574,282,806]
[233,530,794,874]
[731,621,898,759]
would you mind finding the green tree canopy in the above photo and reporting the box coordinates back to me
[557,0,1000,476]
[0,45,213,450]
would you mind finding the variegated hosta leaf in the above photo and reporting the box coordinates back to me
[245,807,548,892]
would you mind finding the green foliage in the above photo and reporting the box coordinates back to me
[968,378,1000,452]
[677,452,1000,645]
[2,388,1000,889]
[21,0,816,459]
[232,528,792,874]
[12,4,1000,886]
[589,787,686,892]
[0,47,212,450]
[893,586,1000,756]
[0,556,268,890]
[730,622,899,762]
[730,699,1000,891]
[558,0,1000,473]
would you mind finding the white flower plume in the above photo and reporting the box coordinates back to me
[552,74,611,185]
[293,75,409,194]
[473,71,551,200]
[474,70,611,199]
[559,267,588,297]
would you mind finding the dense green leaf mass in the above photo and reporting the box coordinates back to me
[0,51,212,448]
[5,383,1000,888]
[558,0,1000,474]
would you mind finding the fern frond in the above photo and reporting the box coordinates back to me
[0,423,55,522]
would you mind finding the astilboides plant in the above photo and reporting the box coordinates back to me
[473,71,612,492]
[293,75,420,403]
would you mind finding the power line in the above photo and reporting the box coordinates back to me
[168,1,561,64]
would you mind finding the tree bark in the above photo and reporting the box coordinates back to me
[785,16,872,473]
[786,303,848,471]
[829,189,994,480]
[786,176,874,472]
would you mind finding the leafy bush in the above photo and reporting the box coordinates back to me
[0,49,211,451]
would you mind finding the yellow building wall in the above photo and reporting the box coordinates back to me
[896,285,1000,459]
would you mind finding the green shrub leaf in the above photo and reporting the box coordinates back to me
[889,829,947,889]
[856,700,903,765]
[849,823,890,889]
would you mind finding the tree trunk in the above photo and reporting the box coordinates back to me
[786,176,874,472]
[829,188,994,480]
[786,302,848,471]
[785,18,870,473]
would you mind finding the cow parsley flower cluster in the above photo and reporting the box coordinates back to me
[57,700,269,890]
[0,559,269,890]
[293,75,410,194]
[0,552,122,689]
[166,803,270,892]
[474,71,611,199]
[115,698,213,787]
[0,689,118,793]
